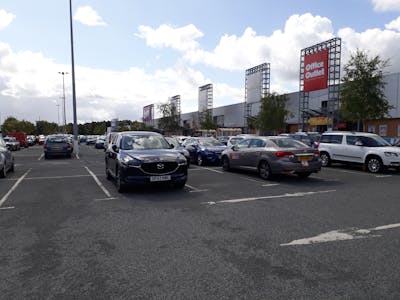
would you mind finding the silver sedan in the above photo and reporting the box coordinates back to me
[221,136,321,179]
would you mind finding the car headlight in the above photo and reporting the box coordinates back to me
[121,155,141,166]
[177,154,187,165]
[384,152,399,157]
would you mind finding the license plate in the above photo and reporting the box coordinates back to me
[150,175,171,182]
[51,147,62,151]
[297,155,312,161]
[301,161,309,166]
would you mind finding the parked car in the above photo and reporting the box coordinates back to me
[0,137,15,178]
[105,131,188,192]
[94,136,106,149]
[318,131,400,173]
[3,136,21,151]
[165,136,190,166]
[217,136,231,145]
[183,137,227,166]
[221,136,321,179]
[38,135,46,145]
[43,134,73,159]
[7,132,28,148]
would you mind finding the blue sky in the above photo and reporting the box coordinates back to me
[1,0,400,124]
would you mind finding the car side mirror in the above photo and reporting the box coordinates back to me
[170,143,175,149]
[112,144,119,152]
[232,145,239,151]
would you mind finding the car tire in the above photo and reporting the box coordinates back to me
[44,153,49,159]
[174,181,186,189]
[0,165,6,178]
[10,161,14,173]
[366,156,383,173]
[196,154,203,166]
[116,168,126,193]
[297,172,311,178]
[258,160,273,180]
[320,152,331,167]
[222,156,231,171]
[105,167,112,180]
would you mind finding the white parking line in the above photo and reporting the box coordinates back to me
[0,206,15,210]
[185,184,209,193]
[24,174,92,180]
[0,169,31,208]
[94,197,117,201]
[38,153,44,161]
[84,166,112,198]
[75,154,80,160]
[262,183,280,187]
[201,167,224,174]
[204,190,336,205]
[281,223,400,246]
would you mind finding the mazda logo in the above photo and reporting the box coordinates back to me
[157,163,164,170]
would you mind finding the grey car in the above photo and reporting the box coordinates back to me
[221,136,321,179]
[0,137,15,178]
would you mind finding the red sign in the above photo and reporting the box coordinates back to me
[303,49,328,92]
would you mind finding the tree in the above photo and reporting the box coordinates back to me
[2,116,36,134]
[157,102,180,133]
[255,93,291,135]
[340,49,392,131]
[199,110,217,131]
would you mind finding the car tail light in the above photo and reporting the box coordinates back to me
[67,143,72,149]
[275,151,294,158]
[314,150,320,155]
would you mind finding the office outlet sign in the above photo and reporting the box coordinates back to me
[303,49,328,92]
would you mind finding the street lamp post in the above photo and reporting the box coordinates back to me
[58,71,68,133]
[56,103,60,128]
[69,0,79,154]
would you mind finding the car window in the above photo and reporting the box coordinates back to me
[270,138,308,148]
[249,139,266,148]
[358,136,391,147]
[237,139,251,149]
[320,134,343,144]
[0,138,5,147]
[229,137,243,145]
[120,135,170,150]
[199,139,223,147]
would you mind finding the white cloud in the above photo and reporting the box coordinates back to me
[0,9,15,30]
[386,16,400,31]
[136,24,203,51]
[371,0,400,11]
[73,6,107,26]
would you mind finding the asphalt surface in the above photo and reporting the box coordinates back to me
[1,144,400,299]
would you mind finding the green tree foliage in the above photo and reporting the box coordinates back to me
[36,120,58,135]
[255,93,291,135]
[157,102,180,133]
[200,110,217,130]
[340,50,392,131]
[2,116,36,134]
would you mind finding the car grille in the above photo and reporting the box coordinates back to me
[140,162,179,175]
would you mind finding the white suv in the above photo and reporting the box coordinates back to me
[318,131,400,173]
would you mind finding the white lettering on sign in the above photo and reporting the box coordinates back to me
[305,61,325,79]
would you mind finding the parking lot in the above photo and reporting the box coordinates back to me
[1,144,400,299]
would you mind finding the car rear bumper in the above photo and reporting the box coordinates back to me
[270,160,322,174]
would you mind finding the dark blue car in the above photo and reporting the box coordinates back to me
[183,137,227,166]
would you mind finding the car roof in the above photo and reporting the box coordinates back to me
[321,131,378,136]
[117,131,162,136]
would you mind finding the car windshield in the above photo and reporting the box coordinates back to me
[358,135,391,147]
[270,138,309,148]
[198,139,224,147]
[165,137,180,148]
[121,135,171,150]
[47,136,67,143]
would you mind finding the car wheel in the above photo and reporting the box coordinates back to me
[116,169,126,193]
[222,156,231,171]
[105,166,112,180]
[197,154,203,166]
[320,152,331,167]
[258,160,272,180]
[0,164,6,178]
[44,153,49,159]
[297,172,311,178]
[10,161,14,173]
[174,180,186,189]
[366,156,383,173]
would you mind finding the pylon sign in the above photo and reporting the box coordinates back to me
[303,49,328,92]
